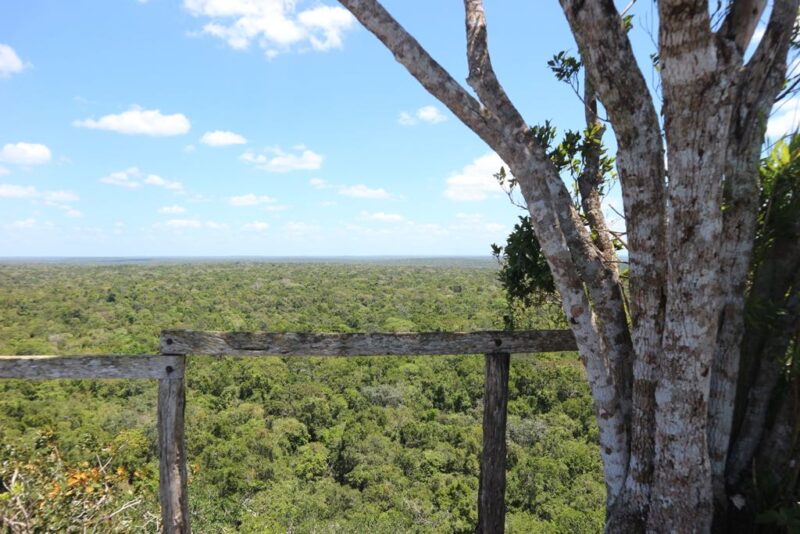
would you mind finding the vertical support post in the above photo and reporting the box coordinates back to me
[477,351,510,534]
[158,355,190,533]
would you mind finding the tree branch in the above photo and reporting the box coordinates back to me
[708,0,800,504]
[337,0,505,150]
[718,0,769,54]
[559,0,666,523]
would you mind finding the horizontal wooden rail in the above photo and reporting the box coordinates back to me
[0,355,185,380]
[160,329,577,356]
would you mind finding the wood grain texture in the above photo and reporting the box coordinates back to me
[477,352,510,534]
[0,355,185,380]
[160,329,577,356]
[158,361,190,534]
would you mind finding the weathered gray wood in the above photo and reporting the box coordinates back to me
[160,329,577,356]
[158,356,190,534]
[477,352,510,534]
[0,355,185,380]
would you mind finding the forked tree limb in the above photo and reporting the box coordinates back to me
[708,0,800,504]
[718,0,769,53]
[559,0,665,523]
[338,0,632,502]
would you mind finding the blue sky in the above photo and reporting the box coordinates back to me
[0,1,794,256]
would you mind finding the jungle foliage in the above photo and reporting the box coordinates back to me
[0,261,601,533]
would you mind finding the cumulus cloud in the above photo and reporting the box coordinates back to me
[338,184,393,199]
[0,142,52,165]
[200,130,247,146]
[309,177,328,189]
[184,0,356,57]
[443,153,507,201]
[240,145,322,172]
[8,218,37,229]
[165,218,202,229]
[0,44,26,78]
[100,167,183,191]
[159,205,186,214]
[228,193,276,206]
[360,211,404,222]
[74,106,191,136]
[0,166,8,176]
[100,167,141,188]
[398,105,447,126]
[144,174,184,191]
[0,183,37,198]
[242,220,269,232]
[0,183,80,217]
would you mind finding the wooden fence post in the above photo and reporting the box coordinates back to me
[477,351,510,534]
[158,355,190,533]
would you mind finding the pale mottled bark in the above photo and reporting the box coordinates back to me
[708,0,799,506]
[337,0,504,151]
[342,0,632,501]
[719,0,769,53]
[649,3,734,531]
[462,7,634,496]
[558,2,665,527]
[337,0,800,530]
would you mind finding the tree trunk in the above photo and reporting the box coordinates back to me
[337,0,800,530]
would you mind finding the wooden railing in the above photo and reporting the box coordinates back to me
[1,329,577,533]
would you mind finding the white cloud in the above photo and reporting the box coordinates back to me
[144,174,184,191]
[416,105,447,124]
[242,220,269,232]
[768,95,800,139]
[0,183,80,217]
[166,218,202,228]
[184,0,356,57]
[184,144,196,153]
[398,105,447,126]
[444,153,507,201]
[74,106,191,136]
[0,166,8,176]
[229,193,276,206]
[205,220,229,230]
[200,130,247,146]
[159,205,187,214]
[100,167,183,191]
[42,190,79,204]
[360,211,404,222]
[338,184,393,199]
[309,177,328,189]
[398,112,415,126]
[0,44,26,78]
[8,218,36,229]
[0,184,37,198]
[297,5,355,51]
[0,142,52,165]
[240,146,322,172]
[100,167,142,188]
